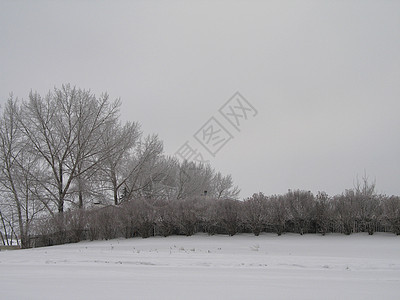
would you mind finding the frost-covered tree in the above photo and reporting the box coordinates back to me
[353,175,381,234]
[314,192,332,235]
[243,193,269,236]
[382,196,400,235]
[96,121,141,205]
[18,85,120,213]
[0,97,46,247]
[268,195,288,236]
[285,190,315,235]
[119,134,164,201]
[211,172,240,200]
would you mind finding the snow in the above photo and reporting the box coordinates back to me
[1,233,399,299]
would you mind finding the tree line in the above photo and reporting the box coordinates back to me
[0,85,239,248]
[1,85,399,248]
[24,180,400,248]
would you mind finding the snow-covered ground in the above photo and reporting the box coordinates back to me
[0,233,399,299]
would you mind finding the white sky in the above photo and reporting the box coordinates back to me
[1,0,399,198]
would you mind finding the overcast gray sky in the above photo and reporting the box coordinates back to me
[1,0,399,198]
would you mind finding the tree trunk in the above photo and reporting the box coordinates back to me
[58,164,64,213]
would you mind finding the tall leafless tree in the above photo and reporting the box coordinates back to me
[18,85,121,213]
[0,97,45,247]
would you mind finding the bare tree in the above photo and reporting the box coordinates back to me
[353,175,381,234]
[0,97,46,248]
[286,190,315,235]
[243,193,269,236]
[216,198,242,236]
[382,196,400,235]
[18,85,120,213]
[333,190,356,235]
[268,195,288,236]
[174,161,219,200]
[97,121,141,205]
[120,134,164,201]
[314,191,332,235]
[211,172,240,200]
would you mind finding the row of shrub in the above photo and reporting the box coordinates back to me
[28,190,400,247]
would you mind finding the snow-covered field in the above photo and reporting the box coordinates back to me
[1,233,399,300]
